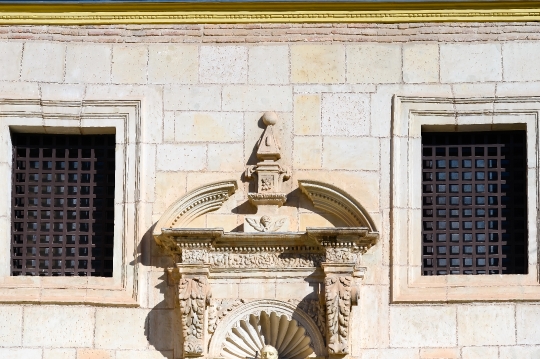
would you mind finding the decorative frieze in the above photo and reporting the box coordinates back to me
[208,251,324,269]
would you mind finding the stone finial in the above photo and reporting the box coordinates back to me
[244,112,291,231]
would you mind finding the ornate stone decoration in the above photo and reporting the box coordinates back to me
[153,113,380,359]
[221,311,314,359]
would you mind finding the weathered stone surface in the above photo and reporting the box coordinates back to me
[517,304,540,344]
[503,42,540,81]
[403,43,439,83]
[294,94,321,136]
[112,45,148,84]
[323,137,379,170]
[462,346,499,359]
[347,44,402,83]
[116,351,173,359]
[164,85,221,111]
[0,42,22,81]
[500,346,540,359]
[293,136,321,169]
[249,45,289,84]
[222,85,292,111]
[0,348,41,359]
[21,42,64,82]
[458,305,516,346]
[175,112,243,142]
[200,46,248,84]
[65,44,111,83]
[23,306,94,347]
[440,43,502,83]
[43,349,76,359]
[208,143,245,171]
[77,349,114,359]
[95,308,150,349]
[321,93,370,136]
[390,306,456,347]
[148,44,198,84]
[156,144,207,171]
[291,45,345,83]
[0,305,22,346]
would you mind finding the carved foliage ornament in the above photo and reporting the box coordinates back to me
[179,276,211,356]
[208,252,324,268]
[325,276,352,355]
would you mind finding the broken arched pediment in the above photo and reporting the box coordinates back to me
[298,180,377,232]
[153,179,237,237]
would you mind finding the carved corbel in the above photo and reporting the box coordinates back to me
[178,266,211,358]
[321,263,359,358]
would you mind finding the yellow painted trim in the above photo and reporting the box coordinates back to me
[0,2,540,24]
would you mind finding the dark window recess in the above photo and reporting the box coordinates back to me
[11,133,115,277]
[421,131,527,275]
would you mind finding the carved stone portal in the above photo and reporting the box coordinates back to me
[153,112,379,359]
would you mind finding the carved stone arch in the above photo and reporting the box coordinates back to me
[153,180,237,236]
[298,180,377,232]
[209,299,326,359]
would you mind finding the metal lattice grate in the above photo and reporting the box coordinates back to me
[421,131,527,275]
[11,134,115,277]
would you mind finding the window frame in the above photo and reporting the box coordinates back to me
[391,96,539,302]
[0,99,141,305]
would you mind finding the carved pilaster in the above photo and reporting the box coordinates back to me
[178,265,211,358]
[321,263,358,358]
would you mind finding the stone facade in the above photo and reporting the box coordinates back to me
[0,22,540,359]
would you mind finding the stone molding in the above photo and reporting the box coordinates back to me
[2,2,540,24]
[392,96,540,302]
[299,180,377,231]
[0,99,142,306]
[153,180,238,239]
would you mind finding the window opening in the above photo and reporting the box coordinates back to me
[11,133,115,277]
[421,131,527,275]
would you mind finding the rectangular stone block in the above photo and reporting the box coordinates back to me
[361,348,419,359]
[321,93,370,136]
[390,306,456,347]
[148,44,198,84]
[156,144,206,172]
[291,44,345,84]
[0,42,22,81]
[208,143,245,172]
[238,280,276,299]
[517,304,540,344]
[0,305,22,346]
[462,346,498,359]
[352,285,389,351]
[500,346,540,359]
[503,42,540,81]
[403,43,439,83]
[347,44,402,83]
[95,308,150,349]
[44,349,76,359]
[175,112,243,142]
[23,306,94,347]
[420,348,459,358]
[77,349,114,359]
[323,137,379,171]
[164,85,221,111]
[66,43,112,83]
[293,136,321,169]
[148,309,174,351]
[294,94,321,136]
[210,282,239,299]
[299,213,333,230]
[21,42,65,82]
[207,214,239,231]
[112,45,148,84]
[154,171,186,215]
[200,46,248,84]
[116,351,173,359]
[0,349,41,359]
[440,43,502,83]
[249,45,289,84]
[457,304,515,346]
[222,85,292,111]
[275,280,314,299]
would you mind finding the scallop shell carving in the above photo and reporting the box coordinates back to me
[221,311,314,359]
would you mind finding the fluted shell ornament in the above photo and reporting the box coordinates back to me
[221,311,314,359]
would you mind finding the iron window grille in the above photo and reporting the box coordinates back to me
[11,133,115,277]
[421,131,527,275]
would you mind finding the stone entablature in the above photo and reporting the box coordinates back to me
[153,113,378,359]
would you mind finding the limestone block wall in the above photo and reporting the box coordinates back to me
[0,23,539,359]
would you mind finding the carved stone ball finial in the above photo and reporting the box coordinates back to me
[260,345,279,359]
[262,111,278,126]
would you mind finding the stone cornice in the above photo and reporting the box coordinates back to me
[1,1,540,24]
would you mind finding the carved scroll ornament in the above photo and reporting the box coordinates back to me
[179,276,211,356]
[325,276,353,355]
